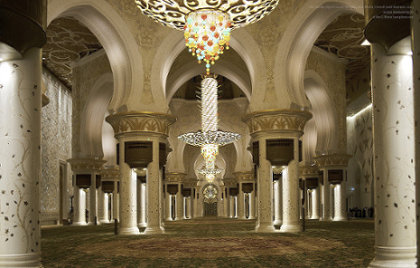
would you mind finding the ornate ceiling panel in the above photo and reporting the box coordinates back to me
[315,13,370,103]
[42,17,103,89]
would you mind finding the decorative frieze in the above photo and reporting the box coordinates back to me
[67,158,106,172]
[101,166,120,182]
[165,172,186,183]
[244,109,312,136]
[233,171,254,182]
[106,112,176,137]
[314,154,351,168]
[298,163,319,178]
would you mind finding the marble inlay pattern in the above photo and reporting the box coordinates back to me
[347,107,373,207]
[41,69,72,216]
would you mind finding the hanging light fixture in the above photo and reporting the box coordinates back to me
[134,0,279,74]
[178,76,240,182]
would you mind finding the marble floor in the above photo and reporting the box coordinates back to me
[41,218,374,267]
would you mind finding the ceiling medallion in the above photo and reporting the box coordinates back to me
[134,0,279,74]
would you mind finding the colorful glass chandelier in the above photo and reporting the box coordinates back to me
[134,0,279,74]
[178,76,240,182]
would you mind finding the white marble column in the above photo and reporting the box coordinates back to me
[255,138,275,232]
[119,163,139,235]
[229,195,235,218]
[333,181,346,221]
[97,189,105,223]
[320,169,331,221]
[186,197,192,219]
[311,187,320,219]
[166,192,172,220]
[273,180,281,225]
[369,37,416,268]
[88,175,98,225]
[411,1,420,264]
[223,190,229,218]
[145,139,164,234]
[238,183,245,219]
[176,184,183,220]
[139,183,147,227]
[112,182,119,222]
[103,194,110,223]
[0,48,42,267]
[306,190,311,218]
[73,187,87,226]
[249,190,256,219]
[280,160,301,233]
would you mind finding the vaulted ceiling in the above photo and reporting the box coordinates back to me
[42,17,103,89]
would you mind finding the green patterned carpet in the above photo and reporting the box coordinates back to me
[41,218,374,267]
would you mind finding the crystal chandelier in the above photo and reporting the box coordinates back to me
[178,76,240,182]
[134,0,279,74]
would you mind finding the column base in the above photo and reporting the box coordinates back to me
[255,222,276,232]
[273,220,282,225]
[100,220,110,224]
[279,223,302,233]
[0,252,40,268]
[310,216,319,220]
[73,221,87,226]
[369,246,417,268]
[333,216,347,221]
[319,217,332,221]
[138,222,147,228]
[144,226,165,235]
[119,226,140,235]
[175,217,184,221]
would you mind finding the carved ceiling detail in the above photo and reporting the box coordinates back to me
[315,14,370,100]
[42,17,103,89]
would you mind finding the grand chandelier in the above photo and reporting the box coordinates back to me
[178,76,240,182]
[134,0,279,74]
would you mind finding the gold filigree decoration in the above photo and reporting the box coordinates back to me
[106,112,176,136]
[134,0,280,31]
[165,172,187,183]
[67,158,106,172]
[314,154,351,168]
[233,171,254,182]
[101,167,120,181]
[244,110,312,135]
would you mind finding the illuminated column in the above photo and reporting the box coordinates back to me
[368,38,416,267]
[137,178,142,226]
[273,180,281,225]
[280,159,301,233]
[311,187,320,220]
[97,189,104,224]
[176,184,183,220]
[333,178,347,221]
[109,194,114,220]
[73,187,87,225]
[140,182,147,227]
[249,189,256,219]
[102,194,109,223]
[411,0,420,263]
[166,192,172,220]
[119,165,139,235]
[238,183,245,219]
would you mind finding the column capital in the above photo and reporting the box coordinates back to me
[165,172,186,183]
[233,171,254,182]
[183,177,198,188]
[243,109,312,137]
[67,158,106,173]
[298,163,319,178]
[101,166,120,182]
[106,112,176,138]
[223,178,237,187]
[314,154,351,169]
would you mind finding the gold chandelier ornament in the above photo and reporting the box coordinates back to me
[134,0,279,74]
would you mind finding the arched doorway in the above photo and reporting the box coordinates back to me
[203,184,218,217]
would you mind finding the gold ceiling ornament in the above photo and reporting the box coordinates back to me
[134,0,279,74]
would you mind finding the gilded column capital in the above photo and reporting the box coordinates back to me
[314,154,351,169]
[165,172,186,183]
[233,171,254,182]
[106,112,176,137]
[67,158,106,172]
[243,109,312,136]
[101,166,120,181]
[223,178,238,187]
[273,166,286,174]
[298,163,319,178]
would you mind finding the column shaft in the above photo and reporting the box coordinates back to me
[249,190,256,219]
[73,187,87,225]
[176,184,183,220]
[145,139,164,234]
[280,159,301,232]
[140,183,147,227]
[112,182,119,222]
[311,187,320,219]
[273,180,281,225]
[88,175,98,225]
[0,48,42,267]
[369,39,416,267]
[320,169,331,221]
[238,183,245,219]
